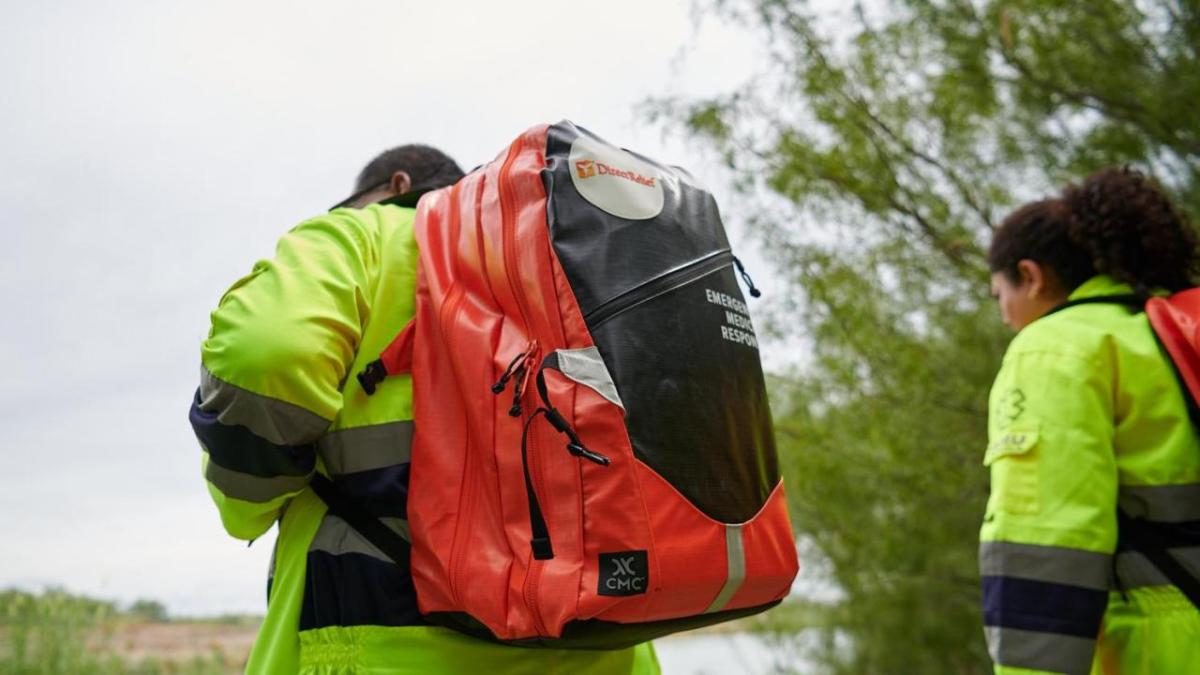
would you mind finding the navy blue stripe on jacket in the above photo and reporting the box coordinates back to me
[982,575,1108,638]
[190,389,316,477]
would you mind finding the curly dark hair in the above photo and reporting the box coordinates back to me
[989,167,1197,292]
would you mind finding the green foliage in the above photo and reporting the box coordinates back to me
[0,588,118,674]
[126,600,168,624]
[655,1,1199,672]
[0,589,238,675]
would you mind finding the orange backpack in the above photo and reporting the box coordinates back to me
[352,121,798,648]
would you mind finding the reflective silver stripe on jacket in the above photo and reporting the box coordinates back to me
[199,366,330,445]
[1119,483,1200,523]
[317,421,413,475]
[309,514,409,564]
[203,452,311,503]
[979,541,1111,590]
[985,626,1095,675]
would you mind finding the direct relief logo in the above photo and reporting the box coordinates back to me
[575,159,596,178]
[575,159,657,188]
[598,550,648,596]
[567,135,666,220]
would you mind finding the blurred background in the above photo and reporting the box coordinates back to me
[1,0,1196,672]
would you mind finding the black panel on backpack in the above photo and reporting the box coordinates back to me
[541,121,779,524]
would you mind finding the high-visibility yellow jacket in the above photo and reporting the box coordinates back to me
[189,203,659,674]
[981,274,1200,675]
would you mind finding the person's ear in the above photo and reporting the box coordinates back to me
[389,171,412,196]
[1016,259,1045,298]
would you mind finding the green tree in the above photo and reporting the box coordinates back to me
[654,1,1199,672]
[128,598,169,623]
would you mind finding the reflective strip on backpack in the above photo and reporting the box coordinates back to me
[554,347,624,410]
[704,524,746,613]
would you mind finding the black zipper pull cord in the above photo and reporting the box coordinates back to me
[544,407,610,465]
[491,350,527,394]
[535,366,610,466]
[733,255,762,298]
[521,408,554,560]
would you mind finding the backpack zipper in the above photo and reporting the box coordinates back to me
[497,134,551,637]
[439,184,478,609]
[583,250,734,329]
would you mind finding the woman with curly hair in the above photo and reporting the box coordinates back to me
[980,167,1200,674]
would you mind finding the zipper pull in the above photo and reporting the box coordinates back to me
[509,363,529,417]
[491,349,528,394]
[733,255,762,298]
[508,343,540,417]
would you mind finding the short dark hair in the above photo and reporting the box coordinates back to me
[989,167,1198,292]
[355,144,465,193]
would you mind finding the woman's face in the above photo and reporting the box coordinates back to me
[990,261,1065,332]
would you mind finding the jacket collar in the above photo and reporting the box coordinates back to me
[1067,275,1133,301]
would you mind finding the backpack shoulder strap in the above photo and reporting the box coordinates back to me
[310,474,411,566]
[1118,511,1200,610]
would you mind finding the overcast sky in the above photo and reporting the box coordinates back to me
[0,1,778,616]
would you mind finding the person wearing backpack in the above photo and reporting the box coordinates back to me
[981,167,1200,674]
[188,143,659,674]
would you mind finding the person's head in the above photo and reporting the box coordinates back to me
[988,167,1196,331]
[332,144,465,210]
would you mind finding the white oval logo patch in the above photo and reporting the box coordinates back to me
[568,135,665,220]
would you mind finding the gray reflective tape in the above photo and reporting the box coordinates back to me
[309,514,409,563]
[203,449,311,503]
[1119,483,1200,523]
[979,541,1111,590]
[199,366,330,446]
[555,347,624,410]
[984,626,1096,675]
[379,517,410,543]
[704,525,746,613]
[317,421,413,475]
[1116,547,1200,588]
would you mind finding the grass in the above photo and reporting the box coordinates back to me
[0,588,254,674]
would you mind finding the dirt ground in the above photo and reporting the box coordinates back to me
[94,621,257,665]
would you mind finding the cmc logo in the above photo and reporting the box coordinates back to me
[605,556,645,592]
[598,550,648,596]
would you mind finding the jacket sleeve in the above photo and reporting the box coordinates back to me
[189,212,378,540]
[980,344,1118,675]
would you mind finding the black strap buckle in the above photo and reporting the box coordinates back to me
[357,359,388,396]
